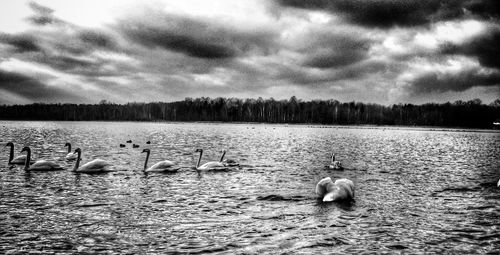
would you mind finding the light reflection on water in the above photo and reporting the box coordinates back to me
[0,121,499,254]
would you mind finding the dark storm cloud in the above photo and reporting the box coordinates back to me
[26,1,59,25]
[409,68,500,94]
[0,33,41,52]
[0,70,81,103]
[442,27,500,69]
[301,34,371,69]
[117,12,277,59]
[276,0,500,28]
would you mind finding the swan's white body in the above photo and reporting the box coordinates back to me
[197,161,225,171]
[146,160,177,172]
[497,179,500,187]
[329,153,343,170]
[77,159,110,173]
[73,148,110,173]
[11,155,28,165]
[21,147,63,171]
[65,152,78,160]
[195,149,225,170]
[29,160,64,171]
[315,177,354,202]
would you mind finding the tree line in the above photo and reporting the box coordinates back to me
[1,97,499,128]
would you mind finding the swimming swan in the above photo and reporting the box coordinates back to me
[20,146,63,171]
[195,149,225,170]
[5,142,32,165]
[142,149,178,173]
[64,143,78,160]
[219,149,239,167]
[73,148,110,173]
[329,152,343,170]
[315,177,354,202]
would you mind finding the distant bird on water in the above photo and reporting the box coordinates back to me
[119,144,126,148]
[195,149,225,170]
[126,140,132,143]
[146,141,151,144]
[329,152,343,170]
[72,148,110,173]
[316,177,354,202]
[64,143,78,160]
[5,142,32,165]
[133,144,140,148]
[142,149,178,173]
[219,149,239,167]
[20,146,63,171]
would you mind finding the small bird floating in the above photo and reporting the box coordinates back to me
[126,140,132,143]
[133,144,140,148]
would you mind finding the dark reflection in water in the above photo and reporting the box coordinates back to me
[0,121,499,254]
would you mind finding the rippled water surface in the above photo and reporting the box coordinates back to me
[1,121,499,254]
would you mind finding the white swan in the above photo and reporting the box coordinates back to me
[142,149,178,173]
[64,142,78,160]
[73,148,111,173]
[20,146,64,171]
[5,142,32,165]
[219,149,239,167]
[195,149,225,170]
[315,177,354,202]
[329,152,343,170]
[497,179,500,187]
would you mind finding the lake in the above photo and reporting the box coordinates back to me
[0,121,499,254]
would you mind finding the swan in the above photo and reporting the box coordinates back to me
[195,149,225,170]
[20,146,64,171]
[64,143,78,160]
[73,148,111,173]
[315,177,354,202]
[142,149,178,173]
[5,142,32,165]
[329,152,343,170]
[219,149,239,167]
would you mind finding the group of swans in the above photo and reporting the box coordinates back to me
[5,142,110,173]
[6,141,355,202]
[5,142,238,173]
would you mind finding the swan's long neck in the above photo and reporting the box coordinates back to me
[24,149,31,170]
[8,144,14,163]
[144,151,150,170]
[220,151,226,162]
[331,153,335,162]
[66,144,71,153]
[196,151,203,168]
[73,151,81,171]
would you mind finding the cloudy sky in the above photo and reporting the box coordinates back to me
[0,0,499,105]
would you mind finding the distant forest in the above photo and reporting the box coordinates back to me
[1,97,499,128]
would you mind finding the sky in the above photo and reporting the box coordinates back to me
[0,0,499,105]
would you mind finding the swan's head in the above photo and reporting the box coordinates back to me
[221,149,226,153]
[142,149,150,153]
[64,142,71,147]
[20,146,30,153]
[74,148,81,153]
[5,142,14,147]
[195,148,203,153]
